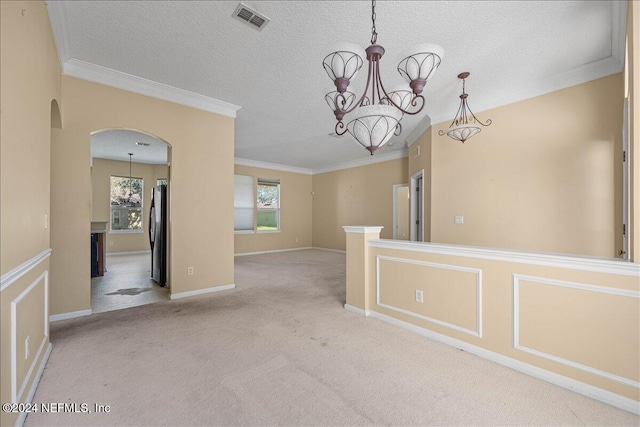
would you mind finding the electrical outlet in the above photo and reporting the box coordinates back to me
[44,214,48,229]
[415,290,424,303]
[25,336,30,359]
[455,215,464,224]
[187,266,194,275]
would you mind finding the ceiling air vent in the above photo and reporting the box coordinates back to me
[232,3,270,31]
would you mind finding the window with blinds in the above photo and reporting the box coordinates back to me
[234,174,255,232]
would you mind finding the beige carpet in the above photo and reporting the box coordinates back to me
[26,249,638,426]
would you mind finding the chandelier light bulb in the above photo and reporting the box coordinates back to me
[323,43,366,93]
[325,90,356,121]
[397,44,444,94]
[446,125,482,143]
[382,85,414,111]
[347,105,402,154]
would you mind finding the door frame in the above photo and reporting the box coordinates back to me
[410,169,424,242]
[622,97,629,259]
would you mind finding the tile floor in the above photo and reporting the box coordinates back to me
[91,252,169,314]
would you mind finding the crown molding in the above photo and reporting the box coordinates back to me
[429,1,626,126]
[46,1,71,66]
[63,58,241,118]
[429,56,623,126]
[312,148,408,175]
[234,158,313,175]
[404,115,432,147]
[236,149,409,176]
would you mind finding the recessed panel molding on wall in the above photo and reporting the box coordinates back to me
[11,272,49,403]
[376,255,482,337]
[512,274,640,389]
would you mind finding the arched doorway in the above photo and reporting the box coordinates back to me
[89,129,172,313]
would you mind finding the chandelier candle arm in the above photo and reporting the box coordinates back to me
[329,44,381,128]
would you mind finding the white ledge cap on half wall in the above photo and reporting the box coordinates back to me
[342,226,384,234]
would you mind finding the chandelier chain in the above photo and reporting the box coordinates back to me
[370,0,377,44]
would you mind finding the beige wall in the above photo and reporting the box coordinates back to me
[312,158,408,251]
[396,186,410,240]
[1,1,60,273]
[51,75,235,314]
[0,1,61,425]
[234,165,312,254]
[425,73,624,257]
[91,158,168,254]
[407,129,432,242]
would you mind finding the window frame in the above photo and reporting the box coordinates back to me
[256,178,280,233]
[109,175,144,234]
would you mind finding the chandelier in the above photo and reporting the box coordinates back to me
[438,72,492,143]
[323,0,443,155]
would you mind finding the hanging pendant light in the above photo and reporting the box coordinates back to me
[438,72,492,143]
[323,0,443,155]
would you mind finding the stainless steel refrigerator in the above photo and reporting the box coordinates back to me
[149,184,167,286]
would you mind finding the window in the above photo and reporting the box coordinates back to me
[110,176,143,232]
[257,178,280,231]
[157,178,168,186]
[234,175,255,232]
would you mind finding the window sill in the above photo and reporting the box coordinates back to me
[109,229,144,234]
[257,229,280,234]
[234,230,255,234]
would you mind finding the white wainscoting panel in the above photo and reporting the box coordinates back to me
[512,274,640,389]
[11,271,49,403]
[376,255,482,337]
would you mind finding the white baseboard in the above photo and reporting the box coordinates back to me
[312,247,346,254]
[367,310,640,415]
[106,250,150,256]
[234,247,345,257]
[170,284,235,300]
[49,309,92,322]
[234,247,312,257]
[344,304,370,317]
[16,343,52,427]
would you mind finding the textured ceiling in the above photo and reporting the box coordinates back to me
[91,130,168,165]
[50,1,624,172]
